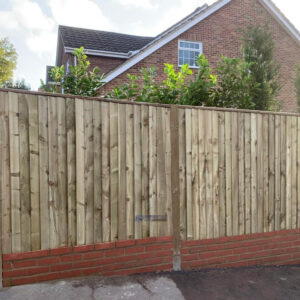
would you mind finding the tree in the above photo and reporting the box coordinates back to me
[212,56,257,109]
[40,47,104,97]
[0,37,17,85]
[296,66,300,112]
[1,79,30,90]
[242,25,281,110]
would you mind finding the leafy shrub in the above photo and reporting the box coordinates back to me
[40,47,104,97]
[212,56,257,109]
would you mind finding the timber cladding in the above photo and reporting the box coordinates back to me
[1,89,300,285]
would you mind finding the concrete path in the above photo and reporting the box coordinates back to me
[0,265,299,300]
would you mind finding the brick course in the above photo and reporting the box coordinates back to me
[2,230,300,287]
[181,229,300,270]
[2,237,173,287]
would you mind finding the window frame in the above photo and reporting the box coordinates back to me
[178,40,203,69]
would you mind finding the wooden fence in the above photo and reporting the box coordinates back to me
[0,89,300,255]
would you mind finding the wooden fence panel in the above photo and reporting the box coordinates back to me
[1,90,300,254]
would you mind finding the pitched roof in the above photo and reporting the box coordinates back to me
[59,25,154,54]
[103,0,300,84]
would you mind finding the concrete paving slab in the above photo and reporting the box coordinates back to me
[0,265,299,300]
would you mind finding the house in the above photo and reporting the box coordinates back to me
[51,0,300,112]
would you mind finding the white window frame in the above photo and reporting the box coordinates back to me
[178,40,203,69]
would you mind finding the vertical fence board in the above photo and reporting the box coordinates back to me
[84,101,94,244]
[179,109,186,240]
[149,106,157,237]
[66,98,76,246]
[110,102,119,241]
[231,112,239,236]
[257,114,263,233]
[185,109,193,239]
[101,102,110,242]
[262,115,269,232]
[39,96,49,250]
[286,116,292,229]
[9,92,21,252]
[57,98,68,247]
[76,99,85,245]
[19,95,31,252]
[218,112,226,237]
[206,111,213,239]
[280,116,287,229]
[291,117,297,229]
[1,92,11,254]
[126,104,134,239]
[244,113,251,234]
[238,113,245,235]
[212,111,219,238]
[27,95,40,250]
[0,94,9,255]
[274,115,281,231]
[141,105,149,238]
[118,104,127,240]
[157,108,167,237]
[134,105,142,238]
[48,97,59,248]
[192,109,199,239]
[225,112,232,236]
[199,110,207,239]
[268,115,275,232]
[93,101,102,243]
[251,113,258,233]
[164,108,172,235]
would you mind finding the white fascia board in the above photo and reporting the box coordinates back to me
[259,0,300,44]
[103,0,231,83]
[64,47,130,59]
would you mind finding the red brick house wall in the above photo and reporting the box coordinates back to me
[100,0,300,112]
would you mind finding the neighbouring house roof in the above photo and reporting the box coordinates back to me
[55,0,300,84]
[57,25,154,63]
[103,0,300,84]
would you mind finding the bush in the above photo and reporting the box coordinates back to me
[107,54,258,110]
[212,56,257,109]
[40,47,104,97]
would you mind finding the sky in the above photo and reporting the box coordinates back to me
[0,0,299,90]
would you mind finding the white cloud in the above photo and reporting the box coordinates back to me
[119,0,157,9]
[48,0,112,30]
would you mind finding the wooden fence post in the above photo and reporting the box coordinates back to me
[171,105,181,271]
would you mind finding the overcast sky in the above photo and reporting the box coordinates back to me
[0,0,299,90]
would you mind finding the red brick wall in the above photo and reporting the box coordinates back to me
[181,229,300,270]
[2,230,300,287]
[101,0,300,112]
[2,236,173,287]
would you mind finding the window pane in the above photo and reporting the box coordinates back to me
[179,41,184,47]
[179,50,183,58]
[194,44,199,49]
[179,57,183,65]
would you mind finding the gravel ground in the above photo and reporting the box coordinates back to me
[0,265,299,300]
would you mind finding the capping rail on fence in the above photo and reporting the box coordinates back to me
[1,88,300,275]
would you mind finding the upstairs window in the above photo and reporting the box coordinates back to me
[178,40,203,68]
